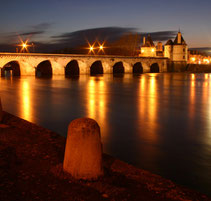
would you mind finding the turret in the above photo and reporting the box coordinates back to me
[164,39,173,59]
[172,32,188,61]
[177,32,182,44]
[143,37,146,45]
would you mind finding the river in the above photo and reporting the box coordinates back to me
[0,73,211,196]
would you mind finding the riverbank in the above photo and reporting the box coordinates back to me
[0,112,210,201]
[186,64,211,73]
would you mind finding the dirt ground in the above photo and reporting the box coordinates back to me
[0,112,210,201]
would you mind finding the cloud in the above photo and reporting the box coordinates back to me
[30,23,52,31]
[51,27,137,47]
[0,22,53,44]
[189,47,211,55]
[20,31,45,36]
[0,27,179,53]
[141,31,177,42]
[50,27,177,48]
[19,22,53,37]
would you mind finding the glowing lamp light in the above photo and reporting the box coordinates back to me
[191,57,196,62]
[151,48,155,52]
[88,43,95,54]
[205,74,208,79]
[98,42,106,54]
[141,49,144,53]
[19,40,30,53]
[203,59,210,64]
[87,41,106,54]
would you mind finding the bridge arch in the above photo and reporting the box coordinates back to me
[150,63,159,73]
[133,62,143,74]
[65,60,79,77]
[36,60,52,77]
[1,61,21,77]
[90,60,103,75]
[113,61,124,74]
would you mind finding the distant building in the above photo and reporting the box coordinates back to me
[189,52,211,64]
[164,32,188,62]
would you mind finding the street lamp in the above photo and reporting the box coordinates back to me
[87,41,106,54]
[99,45,103,50]
[19,41,30,53]
[88,43,95,54]
[31,43,35,52]
[90,46,94,51]
[97,42,106,54]
[22,43,27,49]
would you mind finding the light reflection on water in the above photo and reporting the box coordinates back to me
[0,73,211,196]
[86,77,109,143]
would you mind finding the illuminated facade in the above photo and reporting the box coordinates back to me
[140,35,156,57]
[164,32,188,62]
[189,54,211,64]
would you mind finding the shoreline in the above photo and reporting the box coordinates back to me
[0,111,210,201]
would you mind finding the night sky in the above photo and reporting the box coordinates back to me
[1,0,211,51]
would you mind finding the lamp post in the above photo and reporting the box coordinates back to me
[88,45,95,55]
[87,41,106,55]
[18,40,30,53]
[31,43,35,52]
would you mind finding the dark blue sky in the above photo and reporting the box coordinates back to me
[1,0,211,48]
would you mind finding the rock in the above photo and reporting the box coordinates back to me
[63,118,103,180]
[0,97,3,122]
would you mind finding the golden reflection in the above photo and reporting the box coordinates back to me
[207,81,211,145]
[204,74,208,87]
[86,77,108,139]
[139,76,146,118]
[191,74,195,87]
[21,80,33,122]
[189,74,195,118]
[138,75,158,142]
[148,76,157,133]
[205,74,208,80]
[191,74,195,80]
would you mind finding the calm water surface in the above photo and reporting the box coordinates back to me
[0,73,211,196]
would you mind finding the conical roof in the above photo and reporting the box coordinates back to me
[142,35,155,47]
[174,32,186,45]
[165,39,173,46]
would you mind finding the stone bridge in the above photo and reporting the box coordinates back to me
[0,53,168,77]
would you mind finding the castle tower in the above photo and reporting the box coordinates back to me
[172,31,188,62]
[164,39,173,60]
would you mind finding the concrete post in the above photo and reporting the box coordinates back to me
[0,97,3,122]
[63,118,103,180]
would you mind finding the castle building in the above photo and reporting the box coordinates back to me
[140,35,156,57]
[140,31,188,64]
[164,32,188,62]
[156,42,164,57]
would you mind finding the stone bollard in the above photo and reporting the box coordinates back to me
[0,97,3,122]
[63,118,103,180]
